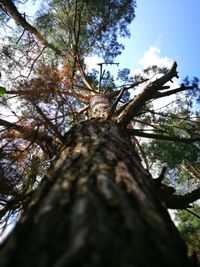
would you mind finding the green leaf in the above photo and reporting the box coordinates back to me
[0,86,6,96]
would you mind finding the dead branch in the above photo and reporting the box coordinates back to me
[32,103,64,141]
[162,187,200,209]
[77,60,94,91]
[107,87,126,120]
[186,208,200,220]
[6,87,90,102]
[118,62,179,127]
[0,0,61,54]
[133,136,149,170]
[0,118,58,154]
[109,78,149,99]
[153,85,194,99]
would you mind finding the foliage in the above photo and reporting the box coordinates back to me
[141,110,200,175]
[35,0,136,59]
[141,109,200,259]
[176,207,200,259]
[0,86,6,95]
[0,0,137,231]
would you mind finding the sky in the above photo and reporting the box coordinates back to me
[87,0,200,82]
[117,0,200,80]
[85,0,200,111]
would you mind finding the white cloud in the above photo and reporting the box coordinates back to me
[131,46,174,77]
[85,55,101,71]
[131,46,180,111]
[139,46,173,69]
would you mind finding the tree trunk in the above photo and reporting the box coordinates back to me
[0,119,197,267]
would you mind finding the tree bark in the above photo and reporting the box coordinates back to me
[0,119,198,267]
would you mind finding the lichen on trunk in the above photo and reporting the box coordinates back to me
[0,119,197,267]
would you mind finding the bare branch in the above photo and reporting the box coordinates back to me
[118,62,179,127]
[153,85,194,100]
[0,0,48,45]
[26,47,46,78]
[77,60,94,91]
[32,103,64,141]
[162,187,200,209]
[0,118,58,154]
[107,87,126,120]
[154,165,168,186]
[77,105,90,115]
[6,88,90,102]
[134,137,149,170]
[0,0,61,54]
[186,208,200,220]
[127,129,200,143]
[16,27,26,44]
[109,79,149,99]
[114,100,131,117]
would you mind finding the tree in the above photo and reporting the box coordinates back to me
[142,111,200,258]
[0,1,199,266]
[175,206,200,259]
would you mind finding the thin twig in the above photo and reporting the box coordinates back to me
[16,28,26,44]
[109,79,149,99]
[26,46,46,78]
[127,129,200,143]
[107,87,126,120]
[186,208,200,220]
[134,136,149,170]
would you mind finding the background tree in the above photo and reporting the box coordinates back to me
[0,0,199,266]
[176,206,200,259]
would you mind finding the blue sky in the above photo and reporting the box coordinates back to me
[117,0,200,80]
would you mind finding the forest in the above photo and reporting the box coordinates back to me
[0,0,199,266]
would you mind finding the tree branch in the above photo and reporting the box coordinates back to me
[107,87,126,120]
[153,85,194,99]
[0,0,61,54]
[162,187,200,209]
[186,208,200,220]
[0,0,47,45]
[127,129,200,143]
[109,79,149,99]
[134,136,149,170]
[0,118,58,154]
[32,103,64,141]
[77,60,94,91]
[6,87,90,102]
[118,62,179,127]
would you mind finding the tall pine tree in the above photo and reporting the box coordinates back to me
[0,1,199,266]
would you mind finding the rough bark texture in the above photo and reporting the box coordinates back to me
[89,94,112,118]
[0,119,198,267]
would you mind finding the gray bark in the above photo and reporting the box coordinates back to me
[0,119,198,267]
